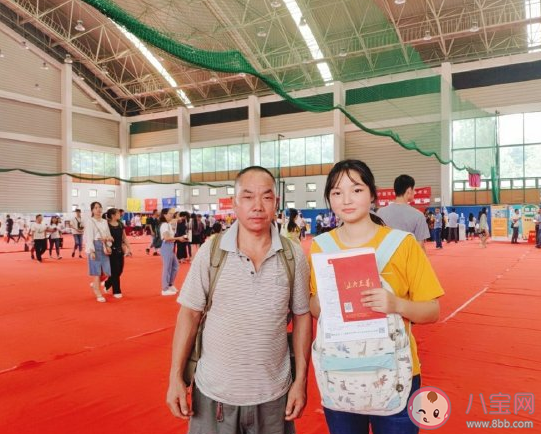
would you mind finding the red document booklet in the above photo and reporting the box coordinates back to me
[328,251,386,322]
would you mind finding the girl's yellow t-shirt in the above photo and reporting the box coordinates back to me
[309,225,444,376]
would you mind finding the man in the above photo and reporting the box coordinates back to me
[5,214,16,243]
[376,174,430,252]
[534,208,541,248]
[145,209,160,256]
[166,166,312,434]
[447,208,459,243]
[70,209,84,258]
[434,207,443,249]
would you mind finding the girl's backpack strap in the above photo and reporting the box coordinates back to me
[314,232,341,253]
[375,230,409,272]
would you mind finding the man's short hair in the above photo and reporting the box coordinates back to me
[234,166,276,194]
[394,174,415,197]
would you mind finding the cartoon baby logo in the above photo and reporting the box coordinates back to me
[408,386,451,430]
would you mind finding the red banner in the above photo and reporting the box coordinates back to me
[376,187,431,208]
[218,197,233,211]
[144,198,158,212]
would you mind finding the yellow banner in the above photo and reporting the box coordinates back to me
[491,205,509,241]
[126,198,142,212]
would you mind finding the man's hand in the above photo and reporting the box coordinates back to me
[361,288,400,314]
[284,379,306,421]
[166,376,193,420]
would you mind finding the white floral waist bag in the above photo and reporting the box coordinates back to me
[312,229,413,416]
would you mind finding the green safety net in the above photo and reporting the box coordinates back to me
[78,0,497,202]
[0,168,231,188]
[2,0,499,203]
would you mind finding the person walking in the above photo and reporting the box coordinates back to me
[159,208,186,296]
[84,202,113,303]
[102,208,131,299]
[70,209,84,258]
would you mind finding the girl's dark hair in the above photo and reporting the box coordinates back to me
[478,207,487,220]
[287,208,299,233]
[324,159,385,226]
[159,208,170,223]
[469,213,474,221]
[106,208,118,221]
[90,201,102,211]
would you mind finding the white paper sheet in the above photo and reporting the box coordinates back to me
[312,248,389,343]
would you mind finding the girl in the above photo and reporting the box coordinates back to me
[284,208,301,244]
[309,159,444,434]
[467,212,476,240]
[84,202,113,303]
[159,208,187,296]
[104,208,131,299]
[47,216,62,259]
[478,207,489,248]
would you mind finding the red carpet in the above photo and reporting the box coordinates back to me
[1,236,540,433]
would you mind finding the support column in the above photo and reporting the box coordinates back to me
[60,63,73,213]
[119,117,129,208]
[333,81,346,162]
[440,62,452,207]
[178,107,191,208]
[248,95,261,166]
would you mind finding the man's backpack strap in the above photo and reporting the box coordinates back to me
[206,233,227,314]
[278,235,296,295]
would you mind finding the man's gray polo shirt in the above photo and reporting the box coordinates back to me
[177,221,310,406]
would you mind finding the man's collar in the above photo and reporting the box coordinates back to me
[220,220,282,253]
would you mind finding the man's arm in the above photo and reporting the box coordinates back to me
[166,306,202,419]
[285,312,312,421]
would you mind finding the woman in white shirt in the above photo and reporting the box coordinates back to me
[47,216,62,259]
[30,214,48,262]
[159,208,187,296]
[84,202,113,303]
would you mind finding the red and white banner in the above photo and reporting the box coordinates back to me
[218,197,233,211]
[376,187,431,208]
[144,198,158,212]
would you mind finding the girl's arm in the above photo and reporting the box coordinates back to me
[360,290,440,324]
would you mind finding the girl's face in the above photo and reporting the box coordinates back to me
[111,211,120,222]
[92,204,102,217]
[165,209,175,222]
[329,170,373,225]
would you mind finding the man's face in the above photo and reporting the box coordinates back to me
[233,171,276,234]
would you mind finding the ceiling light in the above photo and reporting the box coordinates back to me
[74,19,85,32]
[238,72,246,77]
[423,30,432,41]
[92,99,99,104]
[270,0,281,7]
[21,41,29,50]
[338,48,347,57]
[394,0,406,4]
[257,27,267,38]
[0,49,4,58]
[209,76,218,83]
[78,74,85,81]
[64,54,73,64]
[299,16,307,26]
[34,83,41,91]
[41,61,49,70]
[102,67,109,75]
[470,20,479,32]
